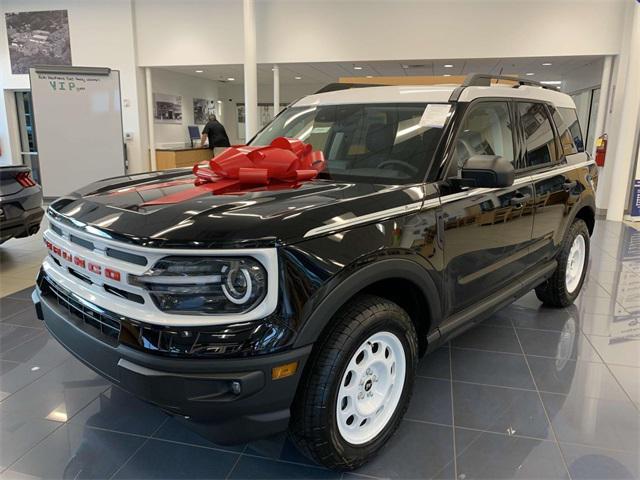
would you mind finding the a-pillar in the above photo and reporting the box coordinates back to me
[243,0,258,140]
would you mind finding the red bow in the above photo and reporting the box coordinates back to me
[143,137,325,206]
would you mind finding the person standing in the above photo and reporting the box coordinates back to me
[200,114,231,155]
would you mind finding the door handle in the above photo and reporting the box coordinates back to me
[563,180,577,191]
[509,193,531,208]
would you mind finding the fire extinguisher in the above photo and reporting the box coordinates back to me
[595,134,608,167]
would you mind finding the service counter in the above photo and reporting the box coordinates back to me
[155,145,212,170]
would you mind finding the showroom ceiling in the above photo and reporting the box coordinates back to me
[159,55,603,86]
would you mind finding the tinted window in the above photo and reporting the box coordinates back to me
[251,103,446,184]
[558,107,585,152]
[518,102,558,167]
[550,106,579,156]
[450,101,514,173]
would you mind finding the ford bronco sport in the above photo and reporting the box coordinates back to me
[33,74,597,470]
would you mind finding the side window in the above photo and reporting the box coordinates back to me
[549,106,578,156]
[450,101,514,174]
[518,102,559,167]
[558,107,585,153]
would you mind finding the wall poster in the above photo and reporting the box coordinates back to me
[154,93,182,124]
[5,10,72,75]
[193,98,216,124]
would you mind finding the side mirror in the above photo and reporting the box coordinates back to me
[461,155,514,188]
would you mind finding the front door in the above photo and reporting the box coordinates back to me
[438,100,535,315]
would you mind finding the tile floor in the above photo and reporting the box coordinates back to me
[0,219,638,479]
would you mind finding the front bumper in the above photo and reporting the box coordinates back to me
[33,286,311,444]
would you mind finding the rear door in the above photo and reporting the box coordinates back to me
[519,102,586,264]
[438,100,535,315]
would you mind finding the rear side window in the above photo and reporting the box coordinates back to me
[550,106,579,156]
[557,107,585,153]
[517,102,559,167]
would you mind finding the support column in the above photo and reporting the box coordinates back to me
[591,56,613,158]
[273,64,280,118]
[606,2,640,221]
[243,0,258,140]
[144,67,156,171]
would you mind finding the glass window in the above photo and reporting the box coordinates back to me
[450,101,514,173]
[250,103,447,184]
[518,102,558,167]
[558,107,585,153]
[550,106,578,156]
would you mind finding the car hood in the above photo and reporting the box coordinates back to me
[48,169,426,249]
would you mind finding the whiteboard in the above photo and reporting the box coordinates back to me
[29,66,125,197]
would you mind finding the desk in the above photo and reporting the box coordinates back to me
[155,145,212,170]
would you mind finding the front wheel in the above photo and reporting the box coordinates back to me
[535,218,590,307]
[290,294,418,470]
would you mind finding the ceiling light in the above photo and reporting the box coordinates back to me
[525,72,535,76]
[294,76,302,80]
[226,77,235,81]
[443,64,454,68]
[540,80,562,85]
[353,66,363,70]
[542,62,552,66]
[195,70,204,73]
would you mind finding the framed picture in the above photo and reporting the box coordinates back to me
[193,98,216,124]
[5,10,72,75]
[154,93,182,124]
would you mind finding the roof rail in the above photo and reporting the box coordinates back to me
[314,82,388,94]
[449,73,556,101]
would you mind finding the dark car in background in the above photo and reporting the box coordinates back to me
[0,165,44,244]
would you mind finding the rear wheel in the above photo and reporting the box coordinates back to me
[290,294,418,470]
[535,218,590,307]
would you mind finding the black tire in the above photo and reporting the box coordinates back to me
[289,294,418,470]
[535,218,590,307]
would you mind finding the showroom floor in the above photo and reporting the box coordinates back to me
[0,219,638,480]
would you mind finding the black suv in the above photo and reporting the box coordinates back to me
[33,75,597,470]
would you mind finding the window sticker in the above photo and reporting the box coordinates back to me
[419,104,452,128]
[311,126,331,134]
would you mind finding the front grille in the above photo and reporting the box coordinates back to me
[39,273,121,345]
[70,234,94,251]
[48,221,149,268]
[105,247,147,266]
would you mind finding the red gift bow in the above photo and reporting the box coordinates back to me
[142,137,325,206]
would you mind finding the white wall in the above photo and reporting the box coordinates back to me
[134,0,627,67]
[134,0,243,67]
[0,0,146,173]
[151,68,221,148]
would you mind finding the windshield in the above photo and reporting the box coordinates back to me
[250,103,448,184]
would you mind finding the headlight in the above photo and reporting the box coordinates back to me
[130,256,267,315]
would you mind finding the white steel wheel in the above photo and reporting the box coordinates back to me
[565,234,586,294]
[336,331,406,445]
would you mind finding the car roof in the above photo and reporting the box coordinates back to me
[292,84,576,109]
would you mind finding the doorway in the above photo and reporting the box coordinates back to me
[15,91,41,184]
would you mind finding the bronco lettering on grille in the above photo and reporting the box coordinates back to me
[45,237,122,283]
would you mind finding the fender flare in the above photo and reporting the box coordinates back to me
[561,195,596,241]
[292,257,442,348]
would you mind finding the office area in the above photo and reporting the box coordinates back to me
[0,1,639,479]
